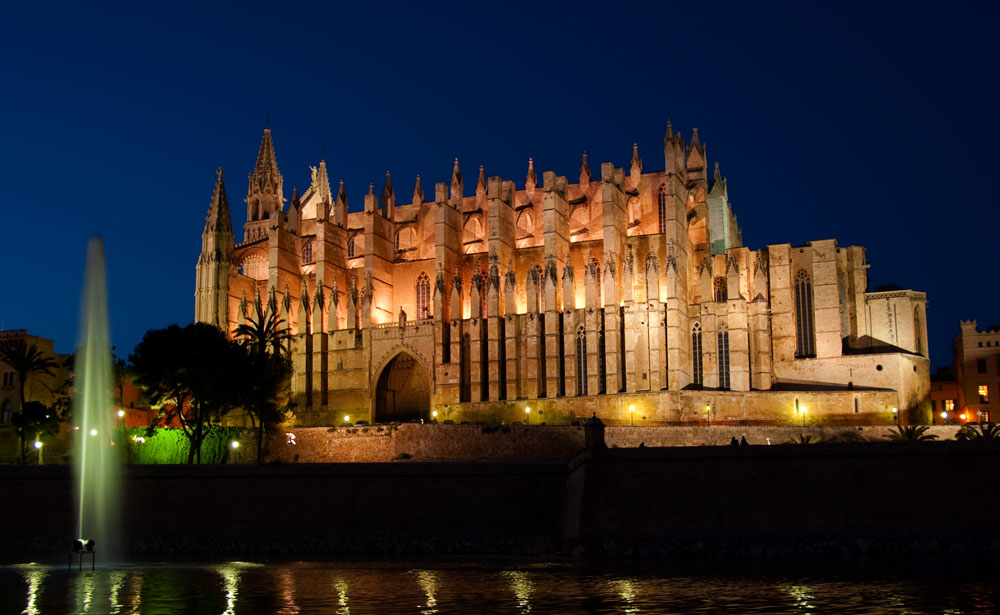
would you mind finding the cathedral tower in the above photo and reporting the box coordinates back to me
[244,127,284,242]
[195,168,234,328]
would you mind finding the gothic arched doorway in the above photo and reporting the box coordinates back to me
[374,352,431,423]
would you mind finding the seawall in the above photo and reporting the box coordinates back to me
[2,439,999,560]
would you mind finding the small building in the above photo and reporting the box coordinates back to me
[0,329,72,423]
[952,321,999,423]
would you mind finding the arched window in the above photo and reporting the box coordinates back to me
[717,326,731,390]
[914,306,923,355]
[415,272,431,320]
[657,185,667,234]
[692,322,703,387]
[239,253,267,280]
[794,270,816,358]
[576,326,588,396]
[347,236,357,259]
[713,277,727,302]
[302,241,313,264]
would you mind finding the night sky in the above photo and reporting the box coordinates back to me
[1,1,996,369]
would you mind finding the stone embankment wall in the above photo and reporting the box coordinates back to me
[563,441,1000,557]
[0,461,567,558]
[264,424,962,463]
[0,424,962,465]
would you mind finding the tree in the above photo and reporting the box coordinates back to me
[234,300,291,463]
[11,401,60,464]
[884,424,938,442]
[130,323,240,464]
[0,340,59,465]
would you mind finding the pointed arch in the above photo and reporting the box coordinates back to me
[657,184,667,234]
[576,325,588,396]
[713,277,727,302]
[302,241,313,264]
[416,272,431,320]
[717,324,731,390]
[794,269,816,358]
[692,322,703,387]
[373,351,430,423]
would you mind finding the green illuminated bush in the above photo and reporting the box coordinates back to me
[115,426,250,464]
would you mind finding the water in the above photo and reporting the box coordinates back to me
[72,236,120,562]
[1,559,996,614]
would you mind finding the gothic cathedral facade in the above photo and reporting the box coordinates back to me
[195,126,930,425]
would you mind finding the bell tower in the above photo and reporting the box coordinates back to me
[195,167,234,329]
[244,127,284,242]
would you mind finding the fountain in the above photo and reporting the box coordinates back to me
[72,235,120,563]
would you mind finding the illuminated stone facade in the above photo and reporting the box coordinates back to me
[195,127,930,425]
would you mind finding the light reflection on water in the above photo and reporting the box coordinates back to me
[1,560,997,614]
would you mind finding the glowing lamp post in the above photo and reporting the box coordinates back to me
[34,440,43,465]
[628,404,635,427]
[704,404,712,427]
[800,406,807,427]
[343,415,350,425]
[892,407,898,424]
[431,410,438,422]
[525,407,531,425]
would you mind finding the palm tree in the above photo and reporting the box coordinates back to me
[0,340,60,465]
[234,298,288,358]
[884,424,938,442]
[956,422,1000,441]
[788,433,821,444]
[234,299,291,464]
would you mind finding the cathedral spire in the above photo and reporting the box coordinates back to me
[690,127,704,153]
[579,152,591,186]
[412,174,424,205]
[205,167,232,234]
[253,127,281,180]
[450,158,463,205]
[526,157,537,188]
[334,179,347,226]
[382,171,395,218]
[665,119,673,141]
[477,165,487,192]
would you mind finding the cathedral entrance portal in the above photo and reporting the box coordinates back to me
[374,352,431,423]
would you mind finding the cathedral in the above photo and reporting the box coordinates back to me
[195,126,930,426]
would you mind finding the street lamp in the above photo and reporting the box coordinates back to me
[892,407,898,424]
[704,404,712,427]
[800,406,807,427]
[628,404,635,427]
[525,407,531,425]
[431,410,438,422]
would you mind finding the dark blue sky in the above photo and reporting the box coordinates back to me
[1,1,995,368]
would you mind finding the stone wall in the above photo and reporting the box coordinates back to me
[0,423,963,465]
[0,461,567,558]
[563,441,1000,556]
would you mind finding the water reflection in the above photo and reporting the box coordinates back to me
[784,584,814,612]
[277,567,299,615]
[0,560,997,614]
[218,565,240,615]
[609,578,638,614]
[412,569,439,614]
[18,565,45,615]
[503,570,534,613]
[333,576,350,615]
